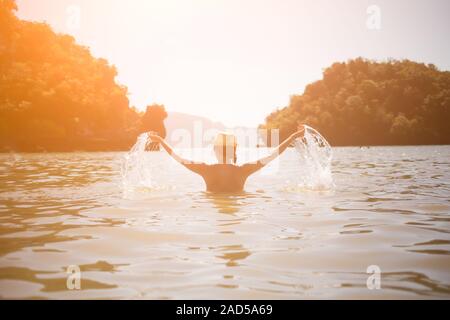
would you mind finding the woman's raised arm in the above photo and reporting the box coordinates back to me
[147,133,206,174]
[242,126,305,175]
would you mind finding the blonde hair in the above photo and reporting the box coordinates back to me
[214,132,237,147]
[214,132,237,163]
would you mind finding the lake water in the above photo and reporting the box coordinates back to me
[0,146,449,299]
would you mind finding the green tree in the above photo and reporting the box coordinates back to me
[262,58,450,146]
[0,0,141,151]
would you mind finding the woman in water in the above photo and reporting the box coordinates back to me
[148,126,305,192]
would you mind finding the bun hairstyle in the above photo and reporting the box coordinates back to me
[214,132,237,164]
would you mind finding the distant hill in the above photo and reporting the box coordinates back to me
[165,112,226,147]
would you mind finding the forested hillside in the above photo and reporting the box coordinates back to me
[0,0,140,151]
[262,58,450,145]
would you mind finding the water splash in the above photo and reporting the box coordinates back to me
[121,133,155,195]
[292,125,334,191]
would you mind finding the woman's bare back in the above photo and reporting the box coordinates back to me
[193,164,254,193]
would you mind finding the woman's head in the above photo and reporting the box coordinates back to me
[214,133,237,164]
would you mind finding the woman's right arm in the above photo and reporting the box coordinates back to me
[242,126,305,175]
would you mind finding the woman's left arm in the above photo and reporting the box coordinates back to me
[148,133,206,174]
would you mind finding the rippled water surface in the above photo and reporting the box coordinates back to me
[0,146,449,299]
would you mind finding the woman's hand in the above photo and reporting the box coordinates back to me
[147,132,163,143]
[290,124,306,140]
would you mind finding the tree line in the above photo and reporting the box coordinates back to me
[262,58,450,146]
[0,0,165,152]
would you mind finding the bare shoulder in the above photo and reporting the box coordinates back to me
[238,162,262,175]
[184,161,209,174]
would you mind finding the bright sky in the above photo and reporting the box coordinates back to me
[16,0,450,127]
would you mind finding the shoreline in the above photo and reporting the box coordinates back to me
[1,143,450,154]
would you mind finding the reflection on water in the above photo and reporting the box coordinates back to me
[0,147,450,299]
[201,191,269,215]
[202,193,254,269]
